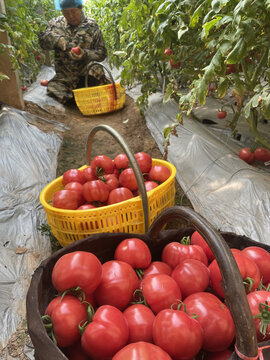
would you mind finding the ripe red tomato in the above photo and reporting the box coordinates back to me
[141,274,182,314]
[134,152,152,173]
[91,155,114,176]
[162,242,208,268]
[40,79,48,86]
[52,189,79,209]
[77,203,95,210]
[205,349,233,360]
[171,259,210,298]
[100,173,119,191]
[71,46,81,55]
[123,304,155,343]
[82,166,97,182]
[217,110,227,119]
[44,296,61,317]
[114,238,152,269]
[164,48,174,56]
[209,251,260,298]
[62,169,86,185]
[82,179,109,203]
[242,246,270,284]
[170,58,181,69]
[36,54,42,61]
[254,147,270,162]
[81,305,129,359]
[112,342,173,360]
[190,230,215,262]
[66,340,89,360]
[183,292,235,352]
[94,260,139,310]
[143,261,172,278]
[238,147,255,164]
[107,187,133,205]
[50,295,87,348]
[149,165,171,183]
[226,64,236,74]
[114,153,129,170]
[247,290,270,341]
[64,181,85,206]
[119,168,138,191]
[153,308,203,359]
[21,85,27,91]
[52,251,102,295]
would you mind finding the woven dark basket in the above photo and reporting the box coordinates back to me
[26,206,270,360]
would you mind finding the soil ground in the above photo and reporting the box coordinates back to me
[0,94,191,359]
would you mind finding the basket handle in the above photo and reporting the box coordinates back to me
[86,124,149,232]
[148,206,258,359]
[84,62,117,100]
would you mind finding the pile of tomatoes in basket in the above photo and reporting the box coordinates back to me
[42,232,270,360]
[52,152,171,210]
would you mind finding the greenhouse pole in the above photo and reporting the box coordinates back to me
[0,0,24,109]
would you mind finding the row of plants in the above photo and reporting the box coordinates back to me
[88,0,270,149]
[0,0,57,84]
[1,0,270,148]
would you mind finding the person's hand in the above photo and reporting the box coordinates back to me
[57,37,67,51]
[69,46,84,60]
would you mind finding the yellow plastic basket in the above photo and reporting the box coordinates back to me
[40,125,176,247]
[73,63,125,116]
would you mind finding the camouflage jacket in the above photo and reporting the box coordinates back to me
[38,13,107,81]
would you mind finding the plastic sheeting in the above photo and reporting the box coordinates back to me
[0,106,61,350]
[145,93,270,246]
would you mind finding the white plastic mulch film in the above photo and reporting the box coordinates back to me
[144,93,270,246]
[0,106,61,354]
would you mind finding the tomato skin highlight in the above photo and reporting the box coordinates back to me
[183,292,235,352]
[112,342,173,360]
[114,238,152,269]
[123,304,155,343]
[52,251,102,295]
[81,305,129,359]
[153,308,203,360]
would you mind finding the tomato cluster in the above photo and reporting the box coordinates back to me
[52,152,171,210]
[42,233,270,360]
[238,147,270,164]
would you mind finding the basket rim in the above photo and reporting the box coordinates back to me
[40,158,176,214]
[72,83,124,94]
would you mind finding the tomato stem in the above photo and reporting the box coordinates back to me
[131,289,148,306]
[243,277,255,293]
[180,236,191,245]
[254,301,270,336]
[135,268,144,280]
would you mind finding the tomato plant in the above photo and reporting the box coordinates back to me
[153,308,203,359]
[141,274,182,314]
[123,304,155,343]
[183,292,235,352]
[238,148,255,164]
[81,305,129,359]
[114,238,152,269]
[94,260,139,310]
[52,251,102,295]
[52,189,80,210]
[112,342,173,360]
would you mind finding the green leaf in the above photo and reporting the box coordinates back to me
[226,38,246,64]
[178,26,188,40]
[163,83,174,103]
[217,77,229,98]
[163,126,172,139]
[262,95,270,119]
[202,16,221,38]
[190,3,203,28]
